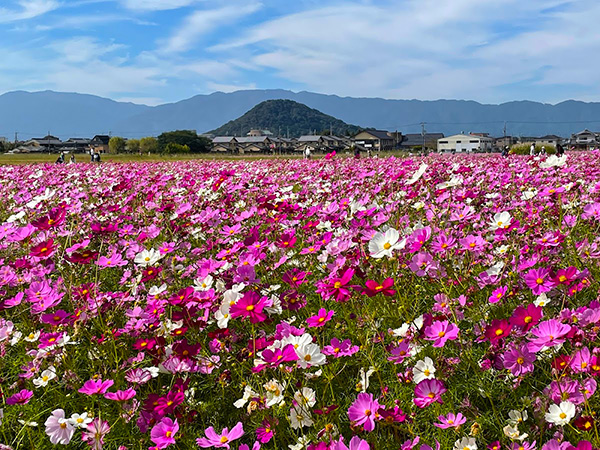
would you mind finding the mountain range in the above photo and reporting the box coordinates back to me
[2,89,600,140]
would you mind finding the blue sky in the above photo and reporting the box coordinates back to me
[1,0,599,105]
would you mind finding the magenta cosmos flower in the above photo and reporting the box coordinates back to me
[524,268,556,295]
[196,422,244,448]
[423,320,459,347]
[347,392,380,432]
[503,344,536,376]
[151,417,179,449]
[104,387,136,402]
[306,308,335,328]
[335,436,371,450]
[414,379,446,408]
[81,418,110,449]
[6,389,34,405]
[528,319,572,351]
[434,412,466,429]
[78,378,115,395]
[229,292,268,323]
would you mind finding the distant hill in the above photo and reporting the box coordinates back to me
[209,99,361,137]
[4,89,600,139]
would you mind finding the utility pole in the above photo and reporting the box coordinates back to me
[421,122,426,155]
[14,131,18,143]
[503,121,507,151]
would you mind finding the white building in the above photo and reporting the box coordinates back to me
[437,134,494,153]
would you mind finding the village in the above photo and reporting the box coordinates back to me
[3,128,600,156]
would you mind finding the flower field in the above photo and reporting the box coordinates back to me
[0,153,599,450]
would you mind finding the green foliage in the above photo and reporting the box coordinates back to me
[157,130,211,153]
[209,99,363,137]
[126,138,140,153]
[108,136,126,154]
[510,144,556,155]
[139,136,158,154]
[163,142,190,154]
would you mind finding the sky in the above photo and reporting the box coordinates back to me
[1,0,599,106]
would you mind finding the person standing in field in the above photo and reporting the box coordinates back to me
[530,143,535,155]
[304,147,311,159]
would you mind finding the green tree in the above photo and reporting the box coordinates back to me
[163,143,190,154]
[139,137,158,154]
[109,136,126,154]
[157,130,211,153]
[126,138,140,153]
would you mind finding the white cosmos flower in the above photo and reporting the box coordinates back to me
[68,413,93,428]
[368,228,405,259]
[545,401,575,426]
[534,293,551,307]
[508,410,528,426]
[540,154,567,169]
[294,387,316,408]
[289,406,313,429]
[215,303,231,329]
[454,437,477,450]
[358,366,376,393]
[234,385,258,409]
[503,424,528,441]
[264,379,285,407]
[193,275,214,292]
[406,163,428,185]
[134,248,162,267]
[33,367,57,388]
[295,343,326,369]
[413,357,436,384]
[490,211,512,230]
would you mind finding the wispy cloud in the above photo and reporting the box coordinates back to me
[119,0,199,11]
[0,0,60,23]
[159,3,262,54]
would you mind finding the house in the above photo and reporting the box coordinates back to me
[25,135,62,151]
[400,133,444,151]
[0,137,6,144]
[570,129,599,150]
[212,136,239,153]
[297,135,346,153]
[90,135,110,153]
[535,135,562,147]
[352,130,398,151]
[437,134,493,153]
[494,136,518,150]
[237,136,273,153]
[62,138,91,153]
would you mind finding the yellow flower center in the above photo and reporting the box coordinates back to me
[220,436,229,443]
[246,305,255,311]
[383,242,391,250]
[333,281,342,289]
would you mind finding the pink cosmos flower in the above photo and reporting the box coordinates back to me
[423,320,459,347]
[503,344,536,376]
[322,338,359,357]
[196,422,244,448]
[229,292,268,323]
[81,418,110,450]
[104,387,136,402]
[151,417,179,449]
[306,308,335,328]
[45,409,75,445]
[414,379,446,408]
[528,319,572,351]
[6,389,34,405]
[256,419,275,444]
[334,436,371,450]
[78,378,115,395]
[570,347,591,373]
[524,268,556,295]
[347,393,380,431]
[434,412,466,429]
[489,286,508,304]
[97,252,128,268]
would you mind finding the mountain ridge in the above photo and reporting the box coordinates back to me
[2,89,600,139]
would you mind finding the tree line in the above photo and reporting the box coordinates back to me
[109,130,211,154]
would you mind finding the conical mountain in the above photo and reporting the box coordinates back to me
[209,99,362,137]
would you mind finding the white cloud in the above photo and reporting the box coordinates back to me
[159,3,262,53]
[0,0,60,23]
[120,0,199,11]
